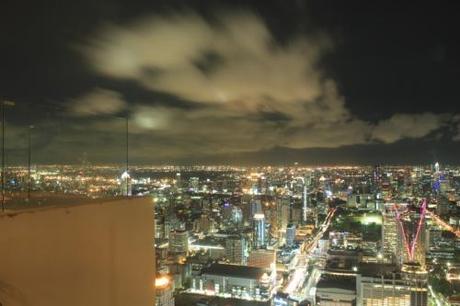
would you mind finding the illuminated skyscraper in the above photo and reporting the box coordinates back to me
[395,200,427,268]
[276,197,290,235]
[189,176,199,192]
[120,171,132,196]
[231,206,243,228]
[382,204,401,264]
[357,263,427,306]
[169,229,189,255]
[373,164,382,194]
[222,201,233,222]
[292,176,309,225]
[253,213,266,249]
[434,161,440,173]
[302,177,308,225]
[247,248,275,269]
[155,274,174,306]
[175,172,182,189]
[196,213,212,233]
[250,200,263,217]
[285,223,296,247]
[225,235,247,265]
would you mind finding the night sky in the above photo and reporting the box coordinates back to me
[1,0,460,165]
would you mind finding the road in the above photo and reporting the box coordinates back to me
[427,210,460,238]
[283,208,337,301]
[428,285,452,306]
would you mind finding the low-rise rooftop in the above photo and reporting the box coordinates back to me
[202,263,267,279]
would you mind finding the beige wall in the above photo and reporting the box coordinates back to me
[0,197,155,306]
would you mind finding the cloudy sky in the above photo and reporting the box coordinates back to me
[1,0,460,165]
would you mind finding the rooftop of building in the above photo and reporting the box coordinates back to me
[316,274,356,292]
[448,295,460,303]
[358,262,399,277]
[192,236,225,247]
[185,253,213,264]
[0,193,140,217]
[201,263,267,279]
[250,248,275,254]
[326,257,358,272]
[0,195,154,306]
[327,248,361,256]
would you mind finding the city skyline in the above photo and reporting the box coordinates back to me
[2,162,459,305]
[1,1,460,164]
[2,2,460,306]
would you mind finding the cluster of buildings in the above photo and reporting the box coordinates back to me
[3,163,460,305]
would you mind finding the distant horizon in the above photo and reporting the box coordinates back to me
[4,162,454,168]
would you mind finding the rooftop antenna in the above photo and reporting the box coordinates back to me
[1,100,15,212]
[27,125,34,202]
[126,115,128,175]
[125,115,129,198]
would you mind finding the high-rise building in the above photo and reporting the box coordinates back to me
[373,164,382,194]
[436,197,450,216]
[276,197,290,236]
[285,223,296,247]
[302,176,310,225]
[231,206,244,228]
[175,172,182,189]
[290,204,303,225]
[0,197,155,306]
[222,202,233,224]
[120,171,132,196]
[434,161,440,173]
[357,263,427,306]
[189,177,199,192]
[251,200,263,217]
[155,215,164,239]
[292,176,309,224]
[347,193,360,208]
[155,274,174,306]
[193,264,273,301]
[247,249,276,269]
[225,235,247,265]
[382,204,400,264]
[316,274,357,306]
[169,229,189,254]
[196,213,212,233]
[253,213,266,249]
[395,201,427,268]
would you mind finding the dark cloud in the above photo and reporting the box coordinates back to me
[68,88,126,116]
[74,10,454,159]
[1,1,460,165]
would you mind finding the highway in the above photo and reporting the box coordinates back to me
[283,208,337,301]
[428,285,452,306]
[427,210,460,238]
[418,209,455,306]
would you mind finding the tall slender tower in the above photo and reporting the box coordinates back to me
[303,181,307,224]
[294,176,309,225]
[253,213,266,249]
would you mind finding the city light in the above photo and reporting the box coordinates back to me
[155,276,171,289]
[3,2,459,305]
[1,163,457,306]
